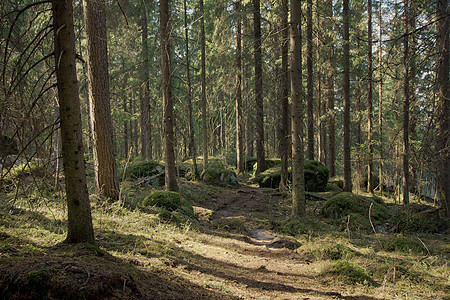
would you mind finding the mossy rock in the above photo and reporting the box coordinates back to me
[323,260,374,285]
[4,160,46,179]
[142,191,181,212]
[321,192,388,221]
[176,160,200,180]
[381,234,427,255]
[201,167,238,187]
[252,158,281,176]
[256,160,329,192]
[304,160,329,192]
[329,177,344,190]
[388,204,444,233]
[122,159,164,183]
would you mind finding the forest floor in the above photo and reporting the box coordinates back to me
[0,173,449,299]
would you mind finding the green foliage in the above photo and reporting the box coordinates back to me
[5,160,46,180]
[201,167,238,187]
[323,260,373,284]
[381,235,427,255]
[142,191,181,212]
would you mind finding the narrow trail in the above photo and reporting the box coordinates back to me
[176,183,379,300]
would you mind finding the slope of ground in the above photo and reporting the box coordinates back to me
[0,177,449,299]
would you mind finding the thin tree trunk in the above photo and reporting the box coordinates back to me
[140,7,151,159]
[254,0,265,175]
[343,0,352,192]
[290,0,305,217]
[83,0,119,200]
[236,0,244,174]
[327,0,336,178]
[280,0,289,189]
[367,0,374,193]
[200,0,208,170]
[402,0,410,204]
[160,0,178,191]
[378,0,383,194]
[184,0,198,178]
[437,0,449,217]
[306,0,314,160]
[52,0,94,243]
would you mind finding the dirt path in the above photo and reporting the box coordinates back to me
[176,183,379,300]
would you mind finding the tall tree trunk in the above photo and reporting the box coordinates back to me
[254,0,265,175]
[52,0,94,243]
[402,0,410,204]
[280,0,289,189]
[200,0,208,170]
[306,0,314,160]
[367,0,374,193]
[378,0,383,194]
[122,64,129,158]
[140,6,151,159]
[327,0,336,177]
[184,0,198,178]
[343,0,352,192]
[83,0,119,200]
[160,0,178,191]
[236,0,244,174]
[437,0,449,217]
[290,0,305,217]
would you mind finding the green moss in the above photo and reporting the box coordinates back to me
[252,159,281,176]
[269,217,307,236]
[5,160,46,179]
[388,204,443,233]
[299,241,355,261]
[256,160,329,191]
[321,192,387,220]
[121,159,164,179]
[329,177,344,190]
[323,260,373,284]
[381,235,427,255]
[142,191,181,211]
[201,167,238,186]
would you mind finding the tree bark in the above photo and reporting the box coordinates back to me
[200,0,208,170]
[306,0,314,160]
[402,0,410,204]
[343,0,352,192]
[378,0,383,194]
[52,0,94,243]
[141,6,152,159]
[254,0,265,175]
[184,0,198,178]
[236,0,244,174]
[327,0,336,178]
[280,0,289,189]
[437,0,449,217]
[290,0,305,217]
[367,0,374,193]
[83,0,119,200]
[160,0,178,191]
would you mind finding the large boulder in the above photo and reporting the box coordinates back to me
[201,167,238,187]
[121,159,165,186]
[256,160,329,192]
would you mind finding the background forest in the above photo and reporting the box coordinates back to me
[0,0,448,299]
